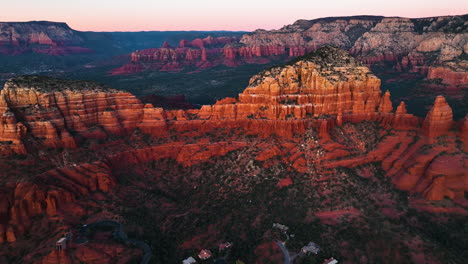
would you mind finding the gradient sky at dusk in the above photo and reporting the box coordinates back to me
[3,0,468,31]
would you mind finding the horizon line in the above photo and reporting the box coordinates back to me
[2,13,467,32]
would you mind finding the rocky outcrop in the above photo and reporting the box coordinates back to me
[421,96,453,138]
[350,17,423,63]
[0,162,115,245]
[111,36,239,74]
[234,46,382,119]
[427,65,468,86]
[378,90,393,113]
[0,76,144,154]
[0,21,92,55]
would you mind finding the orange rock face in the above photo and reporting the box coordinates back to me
[378,90,393,113]
[421,96,453,138]
[233,46,382,119]
[0,76,144,153]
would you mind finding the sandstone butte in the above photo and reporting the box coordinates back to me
[0,47,466,248]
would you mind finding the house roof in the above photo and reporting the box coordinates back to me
[198,249,212,259]
[324,258,338,264]
[219,242,233,250]
[182,256,197,264]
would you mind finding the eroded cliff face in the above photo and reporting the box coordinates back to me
[0,76,144,154]
[0,163,115,245]
[0,47,466,263]
[0,21,92,55]
[236,47,382,118]
[245,15,468,98]
[111,36,240,74]
[421,96,454,138]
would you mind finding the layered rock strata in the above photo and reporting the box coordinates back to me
[0,76,144,154]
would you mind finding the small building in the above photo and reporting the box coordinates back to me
[198,249,212,260]
[55,237,67,251]
[182,256,197,264]
[301,242,320,255]
[323,257,338,264]
[272,223,289,232]
[219,242,233,251]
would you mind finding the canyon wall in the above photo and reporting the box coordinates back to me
[0,76,144,154]
[111,36,239,74]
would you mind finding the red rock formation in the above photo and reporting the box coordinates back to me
[378,90,393,113]
[5,48,459,156]
[427,66,468,86]
[396,101,407,115]
[392,101,419,129]
[421,96,453,138]
[0,162,115,244]
[0,76,144,153]
[112,36,239,74]
[234,47,381,120]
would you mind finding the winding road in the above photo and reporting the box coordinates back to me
[276,240,291,264]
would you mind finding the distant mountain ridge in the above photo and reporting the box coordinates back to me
[0,21,90,55]
[0,21,246,55]
[113,15,467,75]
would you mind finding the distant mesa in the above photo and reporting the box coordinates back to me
[0,21,92,55]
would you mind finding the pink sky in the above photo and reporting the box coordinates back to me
[3,0,468,31]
